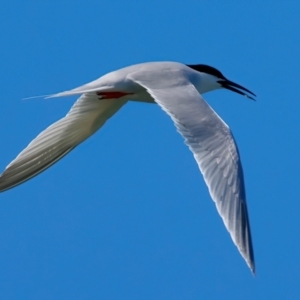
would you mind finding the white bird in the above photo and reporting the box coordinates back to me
[0,62,255,273]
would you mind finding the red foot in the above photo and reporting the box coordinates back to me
[96,91,133,99]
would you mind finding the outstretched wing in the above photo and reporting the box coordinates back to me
[128,70,255,273]
[0,93,127,191]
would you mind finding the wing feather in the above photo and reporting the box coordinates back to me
[0,93,127,191]
[128,70,255,273]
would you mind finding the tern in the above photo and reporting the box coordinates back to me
[0,62,256,273]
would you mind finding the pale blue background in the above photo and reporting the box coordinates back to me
[0,1,299,299]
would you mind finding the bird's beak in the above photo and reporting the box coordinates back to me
[218,79,256,101]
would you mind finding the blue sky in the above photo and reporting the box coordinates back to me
[0,1,299,299]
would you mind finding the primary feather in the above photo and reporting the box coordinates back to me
[128,69,255,272]
[0,93,127,191]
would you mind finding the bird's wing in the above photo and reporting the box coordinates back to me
[128,70,255,273]
[0,93,127,192]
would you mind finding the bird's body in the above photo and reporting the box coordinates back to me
[50,62,200,101]
[0,61,256,273]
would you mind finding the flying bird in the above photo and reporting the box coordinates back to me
[0,62,255,273]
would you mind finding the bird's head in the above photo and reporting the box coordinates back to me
[187,64,256,100]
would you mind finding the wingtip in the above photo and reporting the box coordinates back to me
[240,245,255,275]
[250,265,256,277]
[247,259,255,276]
